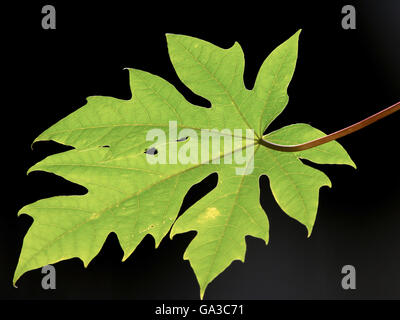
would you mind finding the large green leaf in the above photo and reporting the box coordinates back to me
[15,30,355,298]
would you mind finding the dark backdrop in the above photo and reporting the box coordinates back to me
[2,0,400,300]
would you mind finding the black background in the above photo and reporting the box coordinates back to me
[2,0,400,305]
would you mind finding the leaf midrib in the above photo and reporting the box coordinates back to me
[37,123,255,144]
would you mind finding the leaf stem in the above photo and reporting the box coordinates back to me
[259,101,400,152]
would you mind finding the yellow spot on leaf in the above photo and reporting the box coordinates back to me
[90,212,100,220]
[197,207,220,223]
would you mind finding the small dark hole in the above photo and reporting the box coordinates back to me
[144,147,158,155]
[177,136,189,142]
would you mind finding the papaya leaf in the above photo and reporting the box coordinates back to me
[15,30,355,298]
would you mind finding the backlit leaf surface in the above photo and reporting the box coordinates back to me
[16,30,355,298]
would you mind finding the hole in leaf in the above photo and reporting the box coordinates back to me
[177,136,188,142]
[144,147,158,155]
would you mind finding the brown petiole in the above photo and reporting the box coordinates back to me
[259,101,400,152]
